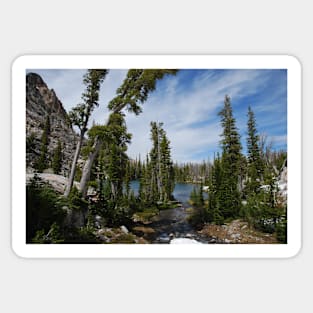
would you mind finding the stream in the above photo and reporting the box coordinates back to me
[130,181,209,244]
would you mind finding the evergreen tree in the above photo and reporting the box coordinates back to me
[139,122,175,205]
[35,115,51,172]
[79,69,178,197]
[64,69,108,197]
[160,132,175,201]
[207,154,224,224]
[52,140,62,174]
[218,95,242,218]
[99,113,131,202]
[246,106,264,194]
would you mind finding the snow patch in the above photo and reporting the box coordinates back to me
[170,238,203,244]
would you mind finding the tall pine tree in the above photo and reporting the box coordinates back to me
[218,95,242,218]
[35,115,51,172]
[246,106,264,194]
[139,122,175,204]
[52,140,63,174]
[64,69,108,197]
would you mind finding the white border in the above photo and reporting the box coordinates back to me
[12,55,301,258]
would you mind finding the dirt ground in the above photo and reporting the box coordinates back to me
[198,219,279,244]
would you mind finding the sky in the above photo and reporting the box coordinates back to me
[26,69,287,163]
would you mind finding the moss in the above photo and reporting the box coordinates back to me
[133,207,159,223]
[111,233,137,244]
[185,207,194,213]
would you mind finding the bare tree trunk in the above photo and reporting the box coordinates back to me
[64,133,84,197]
[80,137,102,198]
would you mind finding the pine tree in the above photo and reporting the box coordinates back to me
[35,115,50,172]
[52,140,62,174]
[79,69,178,197]
[64,69,108,197]
[139,122,175,205]
[218,95,242,218]
[246,106,264,194]
[207,154,224,224]
[160,132,175,201]
[100,113,131,202]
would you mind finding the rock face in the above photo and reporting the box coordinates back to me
[26,72,78,175]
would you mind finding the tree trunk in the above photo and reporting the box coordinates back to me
[64,133,84,197]
[80,137,102,198]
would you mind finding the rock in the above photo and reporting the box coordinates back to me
[120,225,129,234]
[26,72,79,174]
[158,234,171,243]
[230,233,241,240]
[224,239,231,244]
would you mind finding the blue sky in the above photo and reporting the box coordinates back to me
[26,69,287,163]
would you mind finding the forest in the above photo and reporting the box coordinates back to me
[26,69,287,244]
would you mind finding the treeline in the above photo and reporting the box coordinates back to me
[127,157,211,184]
[191,96,287,243]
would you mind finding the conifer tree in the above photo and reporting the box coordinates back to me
[207,154,224,224]
[79,69,178,197]
[95,113,131,202]
[52,140,62,174]
[246,106,264,194]
[64,69,108,197]
[218,95,242,218]
[35,115,51,172]
[139,122,175,204]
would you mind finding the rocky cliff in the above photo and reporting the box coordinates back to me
[26,72,78,175]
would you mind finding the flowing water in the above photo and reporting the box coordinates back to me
[130,181,208,243]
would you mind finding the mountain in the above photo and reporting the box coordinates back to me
[26,72,78,175]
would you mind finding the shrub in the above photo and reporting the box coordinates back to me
[26,176,66,243]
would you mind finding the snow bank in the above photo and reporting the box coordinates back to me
[170,238,203,244]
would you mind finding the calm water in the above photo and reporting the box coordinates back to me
[130,180,204,204]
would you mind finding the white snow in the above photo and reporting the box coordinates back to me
[170,238,203,244]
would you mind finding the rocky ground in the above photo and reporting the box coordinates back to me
[198,219,278,244]
[94,226,149,244]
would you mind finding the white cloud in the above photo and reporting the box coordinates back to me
[125,69,275,162]
[28,69,286,163]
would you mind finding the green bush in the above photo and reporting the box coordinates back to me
[26,176,66,243]
[276,219,287,243]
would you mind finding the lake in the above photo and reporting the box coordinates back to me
[130,180,205,204]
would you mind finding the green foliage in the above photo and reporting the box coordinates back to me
[65,69,108,197]
[189,186,204,208]
[173,160,211,183]
[69,70,109,133]
[246,106,264,195]
[35,116,51,172]
[63,187,89,212]
[95,113,131,203]
[276,218,287,243]
[139,122,175,205]
[217,95,243,218]
[26,175,66,243]
[52,140,62,174]
[62,226,100,244]
[108,69,178,114]
[74,165,82,181]
[32,223,64,244]
[26,132,36,154]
